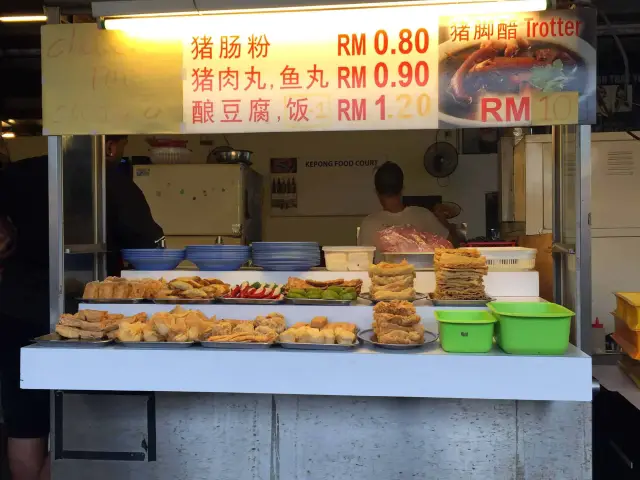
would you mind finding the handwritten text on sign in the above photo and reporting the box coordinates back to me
[181,7,440,133]
[42,24,182,135]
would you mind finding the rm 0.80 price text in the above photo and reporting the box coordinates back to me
[338,28,430,57]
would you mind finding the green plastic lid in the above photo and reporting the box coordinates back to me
[434,310,497,324]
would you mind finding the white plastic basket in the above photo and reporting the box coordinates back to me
[466,247,537,271]
[322,246,375,271]
[149,147,192,164]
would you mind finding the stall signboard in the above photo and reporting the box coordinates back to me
[41,24,183,135]
[181,6,596,132]
[41,7,596,134]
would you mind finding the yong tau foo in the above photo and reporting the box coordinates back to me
[55,308,287,344]
[368,260,416,301]
[56,310,124,340]
[82,276,230,300]
[205,313,285,343]
[372,301,424,345]
[433,248,488,300]
[278,317,357,345]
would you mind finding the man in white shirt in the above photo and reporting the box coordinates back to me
[358,161,450,248]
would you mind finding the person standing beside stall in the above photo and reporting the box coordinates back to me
[0,135,163,480]
[358,161,451,250]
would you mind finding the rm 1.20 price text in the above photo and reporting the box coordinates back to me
[336,93,431,122]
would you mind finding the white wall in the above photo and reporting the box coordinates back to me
[5,131,498,244]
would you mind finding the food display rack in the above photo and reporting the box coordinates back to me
[32,4,595,476]
[21,269,592,402]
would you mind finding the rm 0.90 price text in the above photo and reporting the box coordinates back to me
[338,61,430,89]
[336,93,431,122]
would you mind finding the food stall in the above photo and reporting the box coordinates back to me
[21,1,593,478]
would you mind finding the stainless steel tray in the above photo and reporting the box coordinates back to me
[277,341,359,351]
[219,297,284,305]
[153,298,217,305]
[359,292,428,304]
[427,294,494,307]
[115,340,194,348]
[32,333,113,348]
[199,341,273,349]
[79,298,146,304]
[284,297,355,306]
[357,329,438,350]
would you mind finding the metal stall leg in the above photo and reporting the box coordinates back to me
[47,134,64,473]
[576,125,592,354]
[551,125,592,353]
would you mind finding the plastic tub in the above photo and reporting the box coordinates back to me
[322,246,375,271]
[435,310,496,353]
[613,313,640,359]
[488,301,574,355]
[380,252,435,270]
[614,293,640,331]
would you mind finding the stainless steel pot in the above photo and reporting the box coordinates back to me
[207,146,253,164]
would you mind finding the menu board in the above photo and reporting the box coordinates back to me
[42,24,183,135]
[41,7,596,134]
[182,7,440,133]
[181,7,596,132]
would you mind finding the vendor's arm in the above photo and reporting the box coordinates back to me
[412,207,450,240]
[357,216,378,247]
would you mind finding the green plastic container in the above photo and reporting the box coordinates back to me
[435,310,497,353]
[487,302,575,355]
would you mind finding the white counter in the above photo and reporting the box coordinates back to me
[21,343,591,401]
[23,301,589,402]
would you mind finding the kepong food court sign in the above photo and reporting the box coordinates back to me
[41,6,596,134]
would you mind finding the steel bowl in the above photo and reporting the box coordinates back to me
[209,148,253,165]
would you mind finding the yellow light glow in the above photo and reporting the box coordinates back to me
[105,0,546,38]
[0,15,47,23]
[1,132,16,139]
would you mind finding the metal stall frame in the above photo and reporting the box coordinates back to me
[552,125,592,352]
[45,5,63,472]
[575,125,592,353]
[46,7,122,464]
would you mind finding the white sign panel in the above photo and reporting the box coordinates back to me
[270,158,380,217]
[182,7,440,133]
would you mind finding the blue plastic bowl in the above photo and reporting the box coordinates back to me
[121,248,185,255]
[123,258,184,271]
[190,260,246,271]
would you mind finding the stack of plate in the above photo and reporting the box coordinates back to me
[252,242,321,271]
[121,249,185,271]
[186,245,250,271]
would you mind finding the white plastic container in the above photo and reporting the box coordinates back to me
[381,252,435,270]
[467,247,537,271]
[322,246,375,271]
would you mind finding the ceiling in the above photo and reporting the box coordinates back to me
[2,0,640,132]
